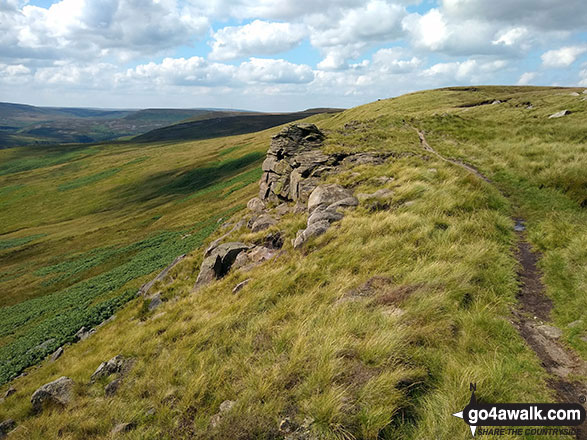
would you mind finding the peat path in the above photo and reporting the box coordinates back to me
[415,129,587,437]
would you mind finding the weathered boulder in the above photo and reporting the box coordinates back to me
[251,214,277,232]
[91,355,132,382]
[233,245,279,271]
[293,220,331,249]
[0,419,16,438]
[247,197,265,213]
[105,378,122,397]
[548,110,570,118]
[31,376,74,413]
[195,242,250,289]
[50,347,64,362]
[75,326,95,341]
[307,184,357,214]
[307,209,343,226]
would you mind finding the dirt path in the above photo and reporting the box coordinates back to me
[415,128,587,438]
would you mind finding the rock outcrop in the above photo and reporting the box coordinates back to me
[31,376,74,413]
[0,419,16,439]
[194,242,250,289]
[260,124,334,203]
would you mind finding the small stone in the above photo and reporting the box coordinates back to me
[567,320,583,329]
[3,387,16,399]
[537,324,563,340]
[31,376,74,413]
[279,418,299,434]
[210,400,236,428]
[145,408,156,417]
[491,100,501,104]
[111,422,135,434]
[75,326,96,341]
[232,279,250,294]
[0,419,16,438]
[50,347,64,362]
[548,110,570,119]
[104,378,122,397]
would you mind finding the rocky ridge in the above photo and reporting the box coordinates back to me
[193,123,392,291]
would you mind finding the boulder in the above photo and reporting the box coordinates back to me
[0,419,16,438]
[233,246,279,272]
[548,110,570,118]
[50,347,64,362]
[75,326,95,341]
[250,214,277,232]
[247,197,265,213]
[307,184,356,214]
[91,355,132,382]
[293,220,331,249]
[569,92,580,96]
[105,378,122,397]
[307,209,343,226]
[31,376,74,413]
[194,242,250,289]
[537,324,563,340]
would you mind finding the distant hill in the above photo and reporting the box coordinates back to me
[132,108,344,143]
[0,103,257,148]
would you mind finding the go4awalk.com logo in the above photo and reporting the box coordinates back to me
[452,383,586,437]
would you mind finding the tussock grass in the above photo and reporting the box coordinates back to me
[0,86,584,439]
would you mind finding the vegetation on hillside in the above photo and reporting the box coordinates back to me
[0,86,585,439]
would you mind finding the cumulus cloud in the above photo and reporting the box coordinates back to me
[541,45,587,68]
[209,20,306,60]
[371,47,422,74]
[517,72,536,85]
[421,59,508,83]
[237,58,314,83]
[310,0,406,70]
[1,0,209,62]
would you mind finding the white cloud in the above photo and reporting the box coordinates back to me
[541,45,587,68]
[371,47,422,74]
[421,58,508,83]
[310,0,406,70]
[119,56,236,87]
[2,0,209,62]
[403,9,448,51]
[517,72,536,85]
[492,27,529,48]
[237,58,314,83]
[209,20,306,61]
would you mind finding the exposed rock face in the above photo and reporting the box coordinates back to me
[194,242,250,289]
[31,376,74,413]
[91,355,132,382]
[104,378,122,397]
[246,197,265,213]
[260,124,335,203]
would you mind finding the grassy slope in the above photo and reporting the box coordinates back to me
[0,87,585,440]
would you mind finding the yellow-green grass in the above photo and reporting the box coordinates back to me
[0,86,585,439]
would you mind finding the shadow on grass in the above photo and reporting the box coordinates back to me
[115,151,264,204]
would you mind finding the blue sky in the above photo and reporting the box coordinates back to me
[0,0,586,111]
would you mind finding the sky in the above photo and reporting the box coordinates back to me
[0,0,586,111]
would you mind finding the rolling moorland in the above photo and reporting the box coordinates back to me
[0,86,585,439]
